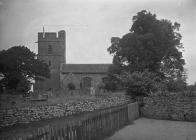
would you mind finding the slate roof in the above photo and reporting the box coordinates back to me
[61,64,111,74]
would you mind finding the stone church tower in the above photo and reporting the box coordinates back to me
[34,30,65,91]
[34,29,111,94]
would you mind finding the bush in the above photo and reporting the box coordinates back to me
[104,81,117,92]
[166,78,187,92]
[119,70,162,98]
[16,78,31,93]
[67,83,75,90]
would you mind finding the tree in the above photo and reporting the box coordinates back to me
[107,10,186,96]
[0,46,50,93]
[107,63,122,90]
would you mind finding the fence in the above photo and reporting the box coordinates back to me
[4,103,139,140]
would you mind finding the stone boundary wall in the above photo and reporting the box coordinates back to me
[0,95,129,129]
[141,95,196,121]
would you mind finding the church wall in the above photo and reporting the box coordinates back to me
[60,73,108,90]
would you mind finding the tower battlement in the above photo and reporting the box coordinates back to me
[38,30,65,41]
[37,30,66,58]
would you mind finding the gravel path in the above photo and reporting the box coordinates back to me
[105,118,196,140]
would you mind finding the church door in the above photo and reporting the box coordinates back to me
[81,77,92,89]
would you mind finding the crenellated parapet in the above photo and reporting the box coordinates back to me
[38,30,65,42]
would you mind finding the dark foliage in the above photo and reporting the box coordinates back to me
[107,10,186,97]
[67,83,76,90]
[0,46,50,93]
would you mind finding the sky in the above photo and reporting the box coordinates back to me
[0,0,196,84]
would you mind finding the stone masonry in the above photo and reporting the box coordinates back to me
[0,95,129,129]
[142,94,196,121]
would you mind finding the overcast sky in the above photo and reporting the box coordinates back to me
[0,0,196,84]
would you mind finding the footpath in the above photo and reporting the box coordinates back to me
[105,117,196,140]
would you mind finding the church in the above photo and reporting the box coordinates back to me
[34,30,111,93]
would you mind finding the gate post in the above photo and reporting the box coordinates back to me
[127,102,139,122]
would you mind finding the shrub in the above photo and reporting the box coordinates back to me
[118,70,162,98]
[67,83,75,90]
[166,78,187,92]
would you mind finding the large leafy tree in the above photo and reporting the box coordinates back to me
[107,10,186,95]
[0,46,50,93]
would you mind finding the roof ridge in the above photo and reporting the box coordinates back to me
[65,63,112,65]
[61,63,111,73]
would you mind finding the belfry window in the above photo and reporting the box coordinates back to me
[48,45,52,54]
